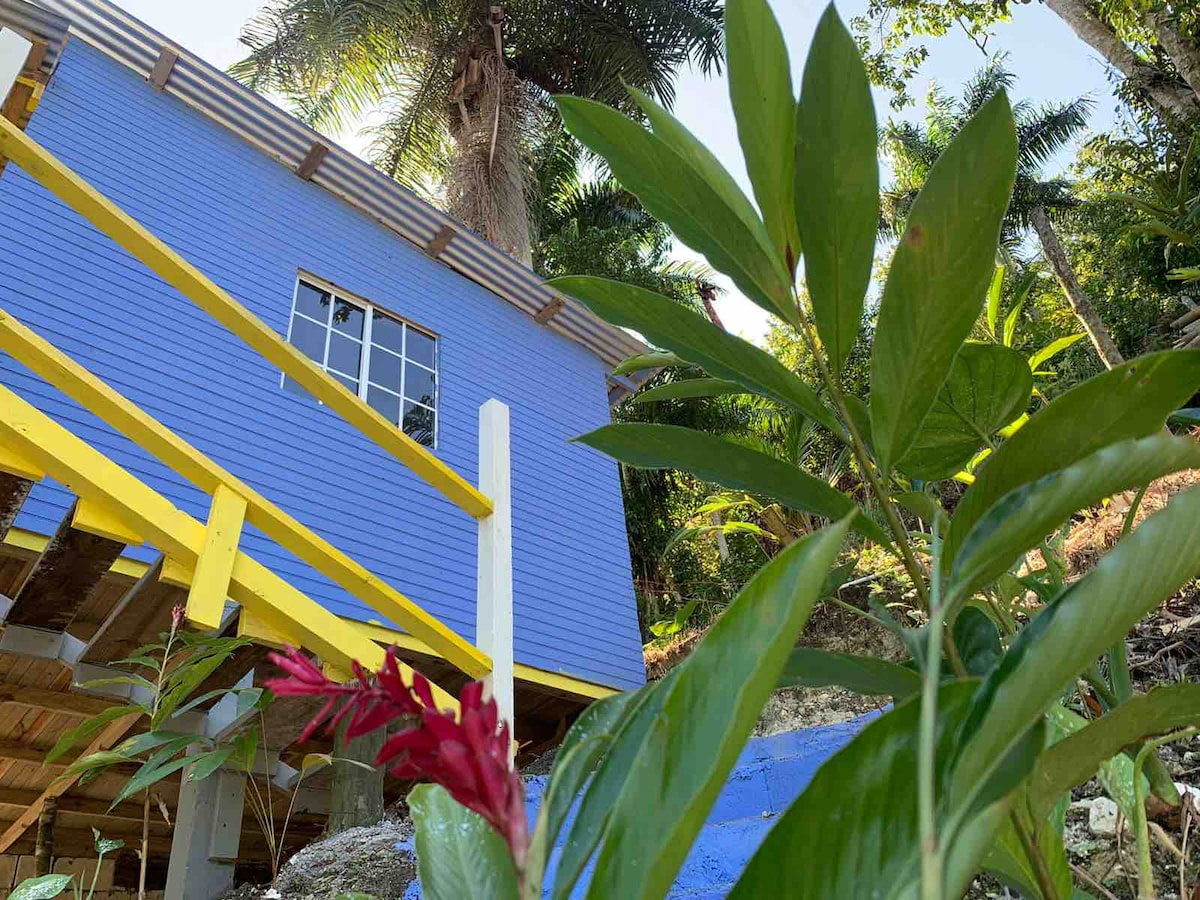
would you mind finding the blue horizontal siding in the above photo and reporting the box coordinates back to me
[0,41,645,690]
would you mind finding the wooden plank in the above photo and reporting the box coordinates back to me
[0,474,32,544]
[71,500,143,545]
[533,297,565,324]
[0,739,136,773]
[0,683,125,717]
[424,224,457,258]
[185,486,245,630]
[0,789,153,825]
[6,504,124,631]
[0,711,141,852]
[295,141,329,180]
[147,47,178,91]
[81,558,182,664]
[0,117,492,519]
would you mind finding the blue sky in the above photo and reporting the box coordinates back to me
[116,0,1123,341]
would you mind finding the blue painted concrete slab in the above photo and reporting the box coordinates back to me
[401,712,878,898]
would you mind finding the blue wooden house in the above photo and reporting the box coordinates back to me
[0,0,649,892]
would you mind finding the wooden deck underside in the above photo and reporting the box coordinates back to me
[0,508,589,892]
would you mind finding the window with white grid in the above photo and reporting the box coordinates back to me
[283,277,439,448]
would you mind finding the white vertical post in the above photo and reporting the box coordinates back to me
[476,399,514,735]
[0,29,32,104]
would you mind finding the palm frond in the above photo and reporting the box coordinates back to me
[1017,97,1093,173]
[365,54,456,190]
[957,56,1016,119]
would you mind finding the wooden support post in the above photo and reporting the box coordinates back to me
[33,798,55,876]
[425,224,457,258]
[165,765,245,899]
[476,400,514,733]
[295,141,329,181]
[147,47,179,91]
[186,485,246,630]
[328,723,385,834]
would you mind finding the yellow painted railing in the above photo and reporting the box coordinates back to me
[0,383,461,710]
[0,309,489,677]
[0,115,498,692]
[0,116,491,518]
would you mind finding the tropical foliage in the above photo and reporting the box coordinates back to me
[269,3,1200,897]
[231,0,723,262]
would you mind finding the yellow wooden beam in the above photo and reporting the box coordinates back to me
[0,442,43,482]
[349,620,619,701]
[71,498,144,544]
[0,307,489,678]
[186,484,246,630]
[0,116,492,521]
[0,385,459,714]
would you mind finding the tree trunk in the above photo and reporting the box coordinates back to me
[1044,0,1200,124]
[446,18,533,266]
[34,798,56,876]
[1144,9,1200,102]
[328,726,386,834]
[1030,206,1125,370]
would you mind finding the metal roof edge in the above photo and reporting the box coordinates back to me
[0,0,648,396]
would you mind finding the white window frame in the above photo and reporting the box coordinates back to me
[281,273,440,449]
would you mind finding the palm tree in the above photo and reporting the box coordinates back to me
[882,61,1125,368]
[231,0,723,265]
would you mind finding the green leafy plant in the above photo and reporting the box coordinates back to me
[49,605,265,895]
[267,3,1200,897]
[9,829,124,900]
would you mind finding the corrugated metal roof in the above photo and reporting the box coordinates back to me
[0,0,651,395]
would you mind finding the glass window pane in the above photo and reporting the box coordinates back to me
[371,311,405,355]
[327,333,362,378]
[367,385,401,424]
[332,371,359,394]
[406,329,436,369]
[289,314,326,362]
[403,400,435,447]
[368,347,402,392]
[404,362,436,407]
[295,281,331,322]
[331,299,364,339]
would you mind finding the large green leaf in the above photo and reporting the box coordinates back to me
[983,804,1072,900]
[869,93,1017,473]
[611,351,685,377]
[524,690,639,895]
[1029,685,1200,822]
[576,424,887,544]
[953,486,1200,798]
[729,682,980,898]
[778,648,920,700]
[46,705,136,764]
[9,875,73,900]
[1028,333,1087,371]
[952,606,1002,677]
[794,5,878,375]
[897,343,1032,480]
[552,276,842,435]
[633,378,750,404]
[585,518,851,899]
[553,672,678,899]
[727,0,799,267]
[950,434,1200,602]
[409,784,518,900]
[944,350,1200,566]
[985,265,1004,336]
[112,752,195,807]
[554,96,791,318]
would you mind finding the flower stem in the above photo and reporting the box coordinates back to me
[788,298,931,611]
[918,522,945,900]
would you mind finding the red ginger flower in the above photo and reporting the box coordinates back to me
[266,645,528,869]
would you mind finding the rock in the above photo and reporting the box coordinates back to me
[271,819,417,899]
[1088,797,1120,836]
